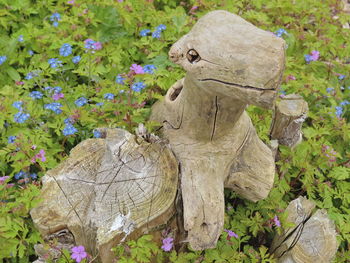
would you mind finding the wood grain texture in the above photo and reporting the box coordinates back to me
[30,128,178,263]
[151,10,286,250]
[271,196,338,263]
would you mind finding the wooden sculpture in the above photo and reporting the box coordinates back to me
[151,10,285,250]
[31,10,288,262]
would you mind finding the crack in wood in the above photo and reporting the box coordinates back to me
[199,78,275,91]
[210,96,219,141]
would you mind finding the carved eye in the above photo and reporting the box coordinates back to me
[186,49,201,64]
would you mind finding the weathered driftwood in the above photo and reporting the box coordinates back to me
[151,10,285,250]
[30,128,178,263]
[271,196,338,263]
[270,94,308,148]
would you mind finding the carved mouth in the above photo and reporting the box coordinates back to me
[199,78,275,91]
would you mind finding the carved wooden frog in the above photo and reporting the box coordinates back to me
[151,10,286,250]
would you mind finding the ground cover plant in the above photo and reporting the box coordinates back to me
[0,0,349,262]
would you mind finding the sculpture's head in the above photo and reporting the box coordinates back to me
[169,10,286,109]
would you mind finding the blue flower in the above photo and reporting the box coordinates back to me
[59,43,72,57]
[25,72,38,80]
[274,28,287,38]
[304,54,312,63]
[12,101,23,109]
[63,123,78,136]
[48,58,62,68]
[30,91,43,99]
[152,30,161,39]
[93,130,102,138]
[96,102,104,106]
[326,87,334,93]
[340,100,350,106]
[64,117,73,124]
[72,55,81,64]
[131,82,146,92]
[30,173,38,180]
[84,39,95,49]
[50,12,61,22]
[157,24,166,31]
[143,64,156,74]
[8,136,16,144]
[44,102,62,114]
[14,112,30,123]
[104,93,114,100]
[53,21,59,27]
[140,29,151,37]
[338,75,346,80]
[75,97,88,107]
[116,74,125,84]
[53,86,62,93]
[18,35,24,42]
[15,171,26,180]
[335,106,343,118]
[0,56,6,65]
[28,50,34,56]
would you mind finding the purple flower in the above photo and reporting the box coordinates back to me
[224,229,238,240]
[32,149,46,163]
[0,176,10,184]
[93,42,102,50]
[71,246,88,263]
[130,64,144,74]
[161,237,174,252]
[273,215,281,227]
[310,50,320,61]
[18,35,24,42]
[52,93,64,101]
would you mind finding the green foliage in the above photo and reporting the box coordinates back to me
[0,0,349,262]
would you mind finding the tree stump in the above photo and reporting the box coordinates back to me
[30,128,178,263]
[270,94,309,148]
[151,10,285,250]
[271,196,338,263]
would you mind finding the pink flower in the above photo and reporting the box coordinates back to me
[310,50,320,61]
[0,176,10,184]
[31,145,37,150]
[273,215,281,227]
[130,64,144,74]
[15,81,24,85]
[32,149,46,163]
[93,42,102,50]
[52,93,64,101]
[224,229,238,240]
[67,0,75,4]
[161,237,174,252]
[286,75,296,81]
[71,246,88,263]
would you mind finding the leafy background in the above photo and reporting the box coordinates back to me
[0,0,349,262]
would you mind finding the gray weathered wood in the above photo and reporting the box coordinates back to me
[271,196,338,263]
[151,10,286,250]
[30,128,178,263]
[270,94,308,148]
